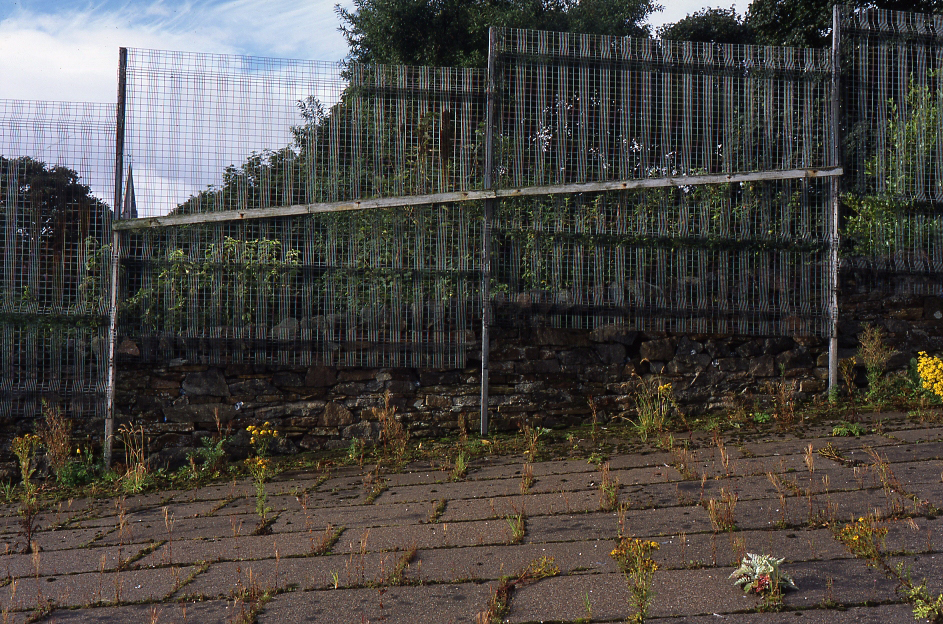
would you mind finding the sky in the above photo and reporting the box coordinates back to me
[0,0,747,214]
[0,0,747,103]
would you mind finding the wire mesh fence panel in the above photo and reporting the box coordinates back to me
[841,7,943,293]
[491,179,832,336]
[0,100,115,420]
[123,49,486,219]
[119,202,481,368]
[491,28,834,189]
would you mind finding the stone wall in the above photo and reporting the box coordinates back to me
[108,289,943,469]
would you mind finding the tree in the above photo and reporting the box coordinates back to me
[658,7,755,44]
[0,156,111,312]
[336,0,661,68]
[747,0,943,48]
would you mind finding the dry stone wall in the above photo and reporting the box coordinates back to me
[107,289,943,470]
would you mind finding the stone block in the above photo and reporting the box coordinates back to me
[305,366,337,387]
[639,338,677,362]
[337,369,376,382]
[748,355,775,377]
[534,328,590,347]
[924,296,943,321]
[342,420,383,441]
[799,379,826,393]
[594,343,626,364]
[425,395,452,409]
[164,404,236,423]
[675,336,703,356]
[775,349,813,370]
[665,353,711,375]
[385,380,418,394]
[182,369,230,397]
[588,325,639,346]
[151,377,181,390]
[323,401,355,427]
[229,378,279,396]
[717,358,747,372]
[272,372,304,387]
[735,340,763,358]
[117,338,140,357]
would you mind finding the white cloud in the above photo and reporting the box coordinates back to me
[0,1,350,103]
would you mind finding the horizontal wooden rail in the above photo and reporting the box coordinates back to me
[114,166,843,230]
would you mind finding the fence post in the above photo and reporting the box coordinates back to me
[105,47,128,467]
[828,6,842,399]
[481,28,498,436]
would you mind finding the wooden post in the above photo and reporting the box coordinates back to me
[481,27,498,436]
[105,47,128,467]
[828,6,842,400]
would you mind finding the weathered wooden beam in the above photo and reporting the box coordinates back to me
[113,166,844,230]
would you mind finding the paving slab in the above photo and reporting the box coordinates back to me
[40,599,233,623]
[256,582,491,624]
[332,520,510,553]
[0,566,197,610]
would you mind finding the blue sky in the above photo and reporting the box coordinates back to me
[0,0,745,102]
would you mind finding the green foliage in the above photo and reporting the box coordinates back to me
[337,0,658,68]
[658,7,755,44]
[845,72,943,259]
[125,236,300,331]
[831,420,866,437]
[729,553,798,595]
[187,434,231,477]
[0,156,111,316]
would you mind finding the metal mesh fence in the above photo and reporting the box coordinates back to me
[488,28,835,336]
[123,49,486,219]
[119,203,481,368]
[841,7,943,291]
[492,29,834,188]
[492,180,832,336]
[0,100,114,419]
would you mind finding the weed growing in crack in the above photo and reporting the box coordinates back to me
[475,556,559,624]
[713,430,732,476]
[763,366,797,431]
[630,374,677,442]
[374,391,409,466]
[704,487,738,532]
[311,524,343,555]
[387,544,418,586]
[803,443,815,474]
[729,553,797,611]
[36,400,72,484]
[767,472,789,528]
[245,457,275,534]
[859,324,894,403]
[188,411,231,478]
[671,444,699,480]
[610,536,659,624]
[11,434,42,553]
[520,423,548,462]
[832,420,866,437]
[450,452,468,482]
[228,566,273,624]
[520,463,534,494]
[587,395,600,441]
[117,423,149,494]
[505,506,526,544]
[599,461,620,511]
[833,513,943,622]
[428,499,446,523]
[364,464,389,503]
[839,356,859,418]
